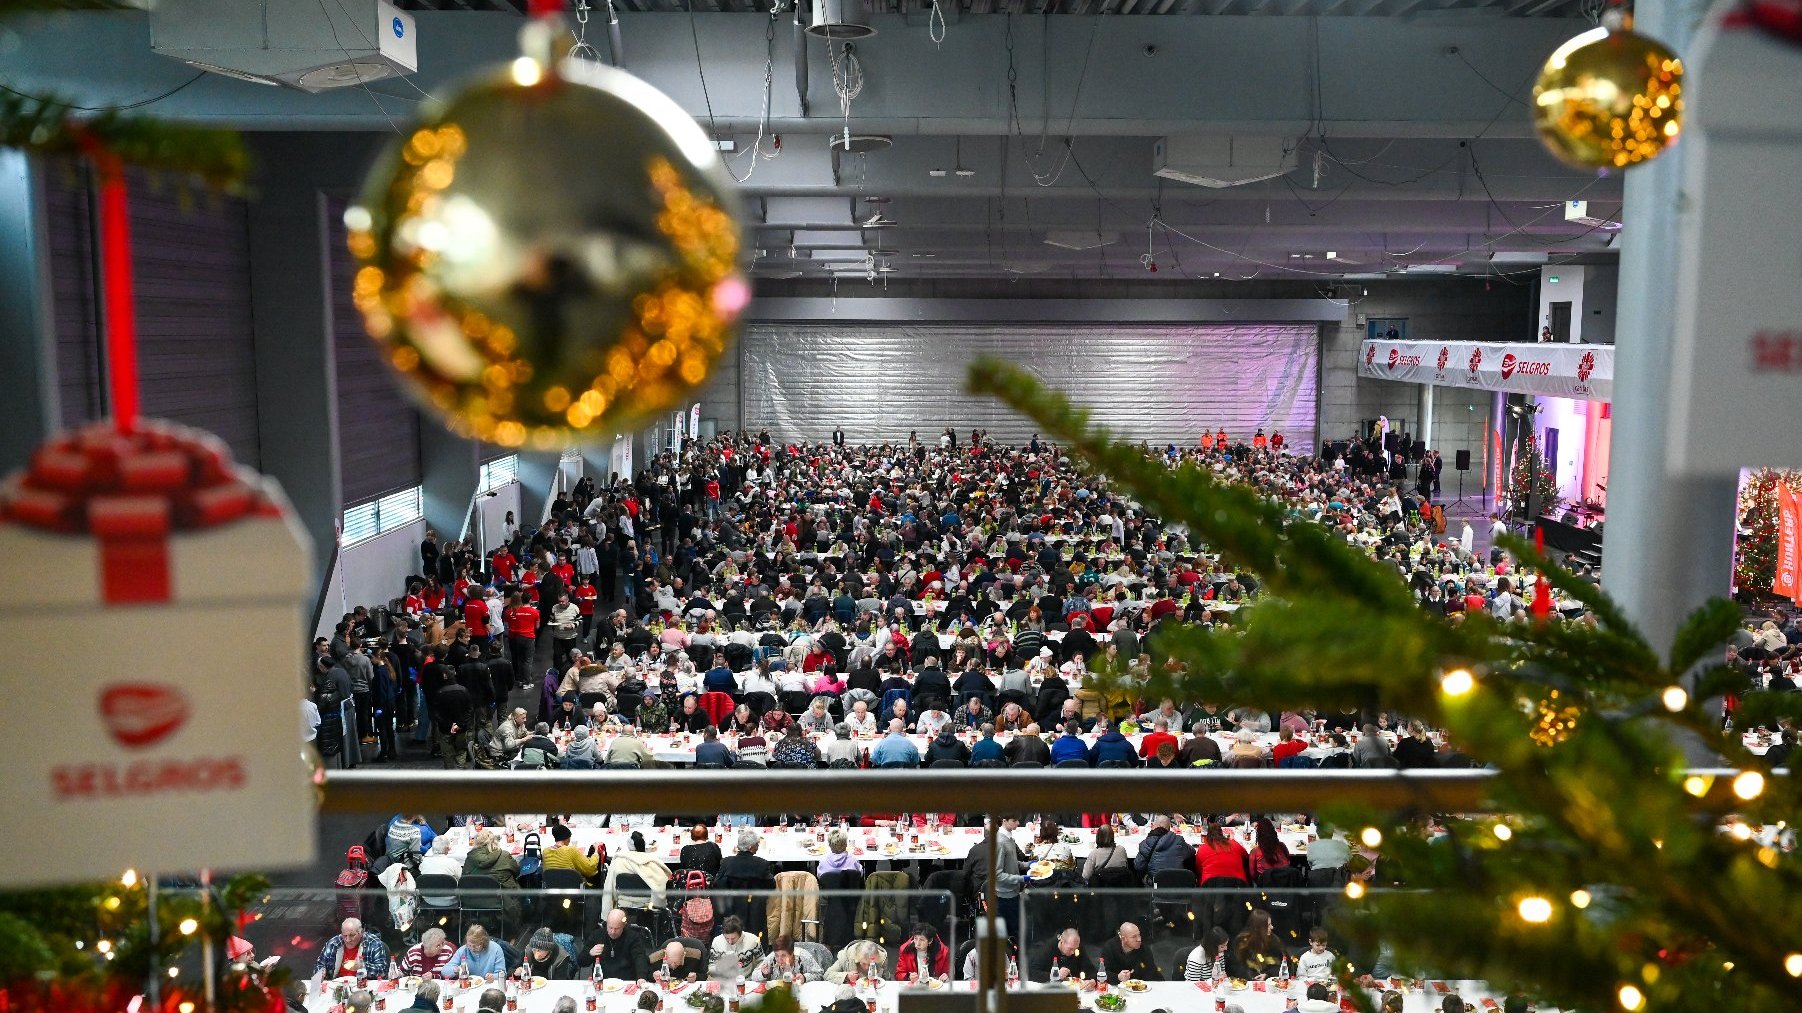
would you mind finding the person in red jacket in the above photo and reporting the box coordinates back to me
[1137,716,1179,762]
[504,591,539,674]
[572,575,598,642]
[894,925,950,983]
[1270,726,1308,766]
[462,593,490,646]
[551,553,575,590]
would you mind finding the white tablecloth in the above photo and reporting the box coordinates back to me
[436,820,1319,868]
[306,976,1528,1013]
[575,728,1375,767]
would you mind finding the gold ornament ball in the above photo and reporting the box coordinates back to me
[1532,24,1684,171]
[348,58,747,449]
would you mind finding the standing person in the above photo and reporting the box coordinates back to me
[432,676,475,770]
[964,816,1025,944]
[505,592,539,679]
[549,592,582,668]
[572,574,599,646]
[420,530,440,584]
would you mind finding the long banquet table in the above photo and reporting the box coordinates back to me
[305,975,1537,1013]
[434,818,1321,867]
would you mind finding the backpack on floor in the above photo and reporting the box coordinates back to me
[679,869,715,939]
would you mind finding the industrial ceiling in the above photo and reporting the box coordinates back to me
[6,2,1619,282]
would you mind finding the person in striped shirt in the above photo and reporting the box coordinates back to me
[403,927,455,977]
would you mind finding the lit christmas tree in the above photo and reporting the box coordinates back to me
[1733,468,1802,599]
[1507,433,1563,519]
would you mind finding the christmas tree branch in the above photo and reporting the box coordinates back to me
[968,358,1801,1010]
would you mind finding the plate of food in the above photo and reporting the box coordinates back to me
[602,979,627,992]
[882,843,901,855]
[529,976,549,990]
[1026,861,1056,880]
[683,990,710,1008]
[398,976,422,991]
[1123,979,1149,992]
[1227,978,1249,992]
[1094,993,1127,1012]
[1272,978,1290,991]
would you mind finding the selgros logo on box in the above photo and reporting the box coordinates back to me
[53,683,246,800]
[100,683,189,748]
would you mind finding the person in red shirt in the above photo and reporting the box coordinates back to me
[1200,431,1216,451]
[519,564,541,604]
[420,578,446,613]
[551,553,575,589]
[1271,431,1285,449]
[1215,428,1228,446]
[1137,716,1179,761]
[572,575,598,641]
[504,591,539,674]
[403,581,426,617]
[462,594,490,645]
[492,548,517,586]
[1270,726,1308,766]
[1252,429,1268,449]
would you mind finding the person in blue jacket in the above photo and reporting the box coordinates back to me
[1049,723,1092,765]
[1089,722,1142,767]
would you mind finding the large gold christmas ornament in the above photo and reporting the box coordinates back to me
[1531,18,1683,171]
[348,57,746,448]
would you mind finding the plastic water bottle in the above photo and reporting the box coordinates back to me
[1006,955,1020,987]
[1097,957,1108,993]
[1279,955,1290,981]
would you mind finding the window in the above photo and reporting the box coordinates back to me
[479,455,519,494]
[340,486,424,547]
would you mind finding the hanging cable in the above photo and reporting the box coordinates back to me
[827,40,865,152]
[928,0,947,46]
[723,8,783,184]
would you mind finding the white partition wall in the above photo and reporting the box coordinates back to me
[740,322,1320,449]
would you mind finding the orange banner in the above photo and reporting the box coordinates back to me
[1777,483,1802,604]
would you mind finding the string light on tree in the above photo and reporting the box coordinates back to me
[1517,896,1554,924]
[1529,689,1582,747]
[1441,668,1476,696]
[1616,983,1645,1011]
[1733,770,1766,801]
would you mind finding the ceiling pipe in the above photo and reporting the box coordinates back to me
[793,0,811,117]
[606,3,625,69]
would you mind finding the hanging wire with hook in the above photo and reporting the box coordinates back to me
[827,39,865,153]
[568,0,602,63]
[723,6,784,184]
[928,0,947,47]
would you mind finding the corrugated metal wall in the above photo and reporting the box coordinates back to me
[128,173,262,467]
[41,159,105,431]
[42,165,263,464]
[326,197,423,505]
[741,322,1319,448]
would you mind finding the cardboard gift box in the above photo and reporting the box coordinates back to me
[0,420,315,886]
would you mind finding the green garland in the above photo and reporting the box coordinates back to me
[970,358,1801,1013]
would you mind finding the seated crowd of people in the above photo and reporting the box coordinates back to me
[303,808,1529,1013]
[312,427,1537,771]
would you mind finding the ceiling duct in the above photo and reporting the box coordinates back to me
[1152,136,1295,188]
[150,0,416,92]
[808,0,876,40]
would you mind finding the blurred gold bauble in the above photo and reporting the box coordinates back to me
[1532,21,1684,170]
[348,57,747,449]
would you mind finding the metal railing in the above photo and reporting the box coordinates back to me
[317,767,1756,816]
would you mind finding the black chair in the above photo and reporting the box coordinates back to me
[616,691,644,722]
[1148,868,1199,937]
[1198,876,1252,940]
[694,762,729,770]
[1054,759,1090,769]
[778,691,813,715]
[742,691,778,717]
[541,869,589,936]
[1255,865,1310,946]
[724,643,754,671]
[929,758,967,769]
[605,761,641,770]
[1097,759,1135,769]
[817,869,865,951]
[614,873,669,939]
[972,759,1006,768]
[458,873,507,939]
[579,692,609,711]
[997,688,1032,712]
[1010,760,1044,769]
[415,873,459,932]
[915,870,962,946]
[1171,944,1196,980]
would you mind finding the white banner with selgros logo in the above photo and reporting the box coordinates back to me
[1357,340,1614,402]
